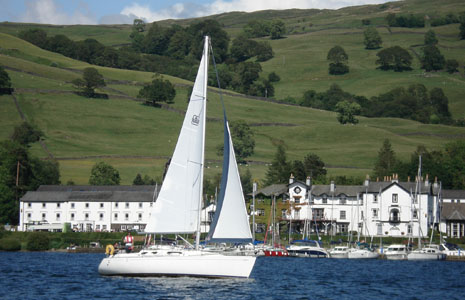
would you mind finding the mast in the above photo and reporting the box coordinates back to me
[195,36,209,250]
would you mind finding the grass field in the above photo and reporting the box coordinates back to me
[1,0,465,186]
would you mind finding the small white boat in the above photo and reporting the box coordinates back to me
[286,240,328,258]
[348,248,379,259]
[407,244,446,260]
[329,246,350,259]
[385,244,409,260]
[440,243,465,257]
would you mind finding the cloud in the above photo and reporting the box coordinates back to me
[119,2,206,23]
[119,0,393,23]
[19,0,96,25]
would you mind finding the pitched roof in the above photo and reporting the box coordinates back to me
[442,189,465,199]
[21,185,159,202]
[441,203,465,221]
[254,184,287,197]
[311,185,362,197]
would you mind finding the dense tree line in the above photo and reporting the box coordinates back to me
[373,139,465,190]
[300,83,453,125]
[386,13,425,28]
[0,123,60,225]
[18,19,276,98]
[243,19,286,39]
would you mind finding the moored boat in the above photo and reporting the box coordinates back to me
[286,240,328,258]
[385,244,408,260]
[329,246,350,259]
[407,244,446,260]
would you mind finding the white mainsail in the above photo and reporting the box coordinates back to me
[144,37,208,234]
[207,114,253,243]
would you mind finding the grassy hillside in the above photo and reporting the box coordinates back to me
[1,0,465,186]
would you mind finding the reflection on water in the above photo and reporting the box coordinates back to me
[1,252,465,300]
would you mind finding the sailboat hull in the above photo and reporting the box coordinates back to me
[348,249,379,259]
[98,250,256,278]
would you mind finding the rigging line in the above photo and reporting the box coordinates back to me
[209,42,227,114]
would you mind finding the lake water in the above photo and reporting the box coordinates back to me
[1,252,464,300]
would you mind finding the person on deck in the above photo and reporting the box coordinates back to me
[123,232,134,253]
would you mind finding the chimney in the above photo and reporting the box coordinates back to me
[330,181,335,193]
[433,176,438,190]
[289,173,294,184]
[408,176,410,182]
[364,174,370,187]
[392,174,398,183]
[306,176,311,186]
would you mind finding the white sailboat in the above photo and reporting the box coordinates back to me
[98,36,256,278]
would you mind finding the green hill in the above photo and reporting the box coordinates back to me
[1,0,465,186]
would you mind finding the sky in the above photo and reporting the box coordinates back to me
[0,0,394,25]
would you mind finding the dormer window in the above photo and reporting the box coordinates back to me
[322,196,327,204]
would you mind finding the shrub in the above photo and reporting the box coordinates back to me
[26,232,50,251]
[0,237,22,251]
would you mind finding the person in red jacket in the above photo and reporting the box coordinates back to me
[123,232,134,253]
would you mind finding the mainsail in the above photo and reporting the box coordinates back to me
[207,111,253,243]
[145,37,208,234]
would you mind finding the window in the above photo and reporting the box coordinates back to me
[57,203,61,208]
[28,203,32,208]
[42,213,46,221]
[71,203,75,209]
[42,203,46,208]
[100,203,104,208]
[281,209,287,218]
[340,210,346,220]
[85,203,89,208]
[340,224,348,233]
[373,195,378,203]
[392,194,398,203]
[294,210,300,219]
[139,202,143,209]
[27,213,31,220]
[138,213,142,221]
[390,208,400,222]
[70,213,75,221]
[115,202,119,208]
[125,213,129,221]
[96,225,100,230]
[99,213,104,221]
[377,223,382,235]
[340,198,346,205]
[102,225,107,231]
[114,213,118,220]
[372,209,379,219]
[125,202,130,209]
[85,213,89,221]
[407,224,412,234]
[322,197,327,204]
[413,209,418,219]
[56,213,60,221]
[257,209,265,216]
[150,202,153,207]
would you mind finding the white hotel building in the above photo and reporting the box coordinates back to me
[255,175,458,239]
[19,185,215,233]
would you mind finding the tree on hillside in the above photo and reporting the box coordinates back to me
[240,168,253,196]
[445,59,459,73]
[430,87,452,123]
[424,29,438,46]
[375,46,412,71]
[188,20,230,63]
[0,124,60,224]
[363,27,382,49]
[270,19,286,40]
[133,19,146,32]
[71,67,106,97]
[255,41,274,62]
[327,46,349,75]
[216,120,255,163]
[243,20,271,38]
[138,76,176,106]
[373,139,397,180]
[0,66,12,95]
[459,12,465,39]
[89,162,120,185]
[10,122,43,147]
[132,173,155,185]
[18,28,48,49]
[230,36,257,62]
[421,45,445,71]
[265,145,291,185]
[303,153,327,180]
[335,100,361,124]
